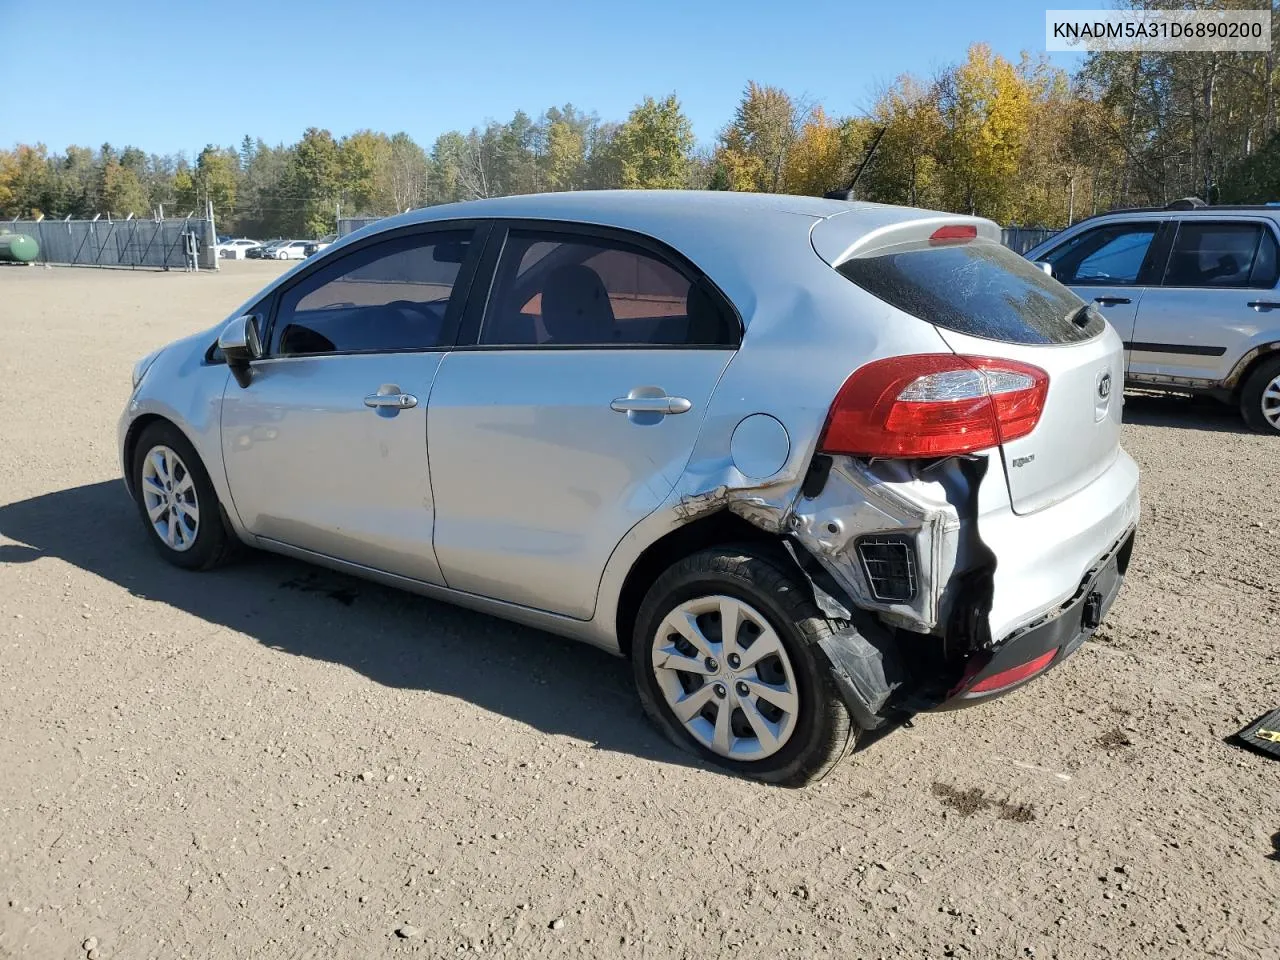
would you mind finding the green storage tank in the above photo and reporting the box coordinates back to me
[0,232,39,263]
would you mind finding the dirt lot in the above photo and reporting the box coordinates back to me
[1,262,1277,960]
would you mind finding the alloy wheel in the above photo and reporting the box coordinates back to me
[1262,372,1280,430]
[651,595,800,761]
[140,444,200,552]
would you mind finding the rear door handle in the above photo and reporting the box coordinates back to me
[610,396,692,415]
[364,392,418,409]
[1093,296,1132,306]
[1247,300,1280,310]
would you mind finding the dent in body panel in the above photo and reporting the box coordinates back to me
[675,452,995,639]
[667,449,1003,732]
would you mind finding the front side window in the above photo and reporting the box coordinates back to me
[1162,222,1278,288]
[1042,222,1158,286]
[271,230,472,356]
[479,230,736,347]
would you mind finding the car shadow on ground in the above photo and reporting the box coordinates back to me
[0,480,697,772]
[1121,391,1254,434]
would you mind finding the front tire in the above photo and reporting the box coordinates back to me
[131,421,235,570]
[1240,355,1280,435]
[631,546,854,786]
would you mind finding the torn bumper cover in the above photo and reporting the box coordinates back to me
[938,527,1133,705]
[676,452,1137,731]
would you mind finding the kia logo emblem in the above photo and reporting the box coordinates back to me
[1098,372,1112,399]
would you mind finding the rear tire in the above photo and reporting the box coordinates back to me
[1239,355,1280,435]
[631,545,854,786]
[131,421,236,571]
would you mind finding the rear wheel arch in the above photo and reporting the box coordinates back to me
[1238,351,1280,433]
[614,510,779,657]
[1227,341,1280,396]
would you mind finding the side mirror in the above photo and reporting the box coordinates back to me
[1034,260,1053,277]
[218,315,263,388]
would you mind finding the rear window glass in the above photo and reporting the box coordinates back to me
[836,239,1103,345]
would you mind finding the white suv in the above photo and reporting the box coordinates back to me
[1027,200,1280,433]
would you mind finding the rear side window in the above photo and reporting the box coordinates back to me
[1163,222,1279,288]
[480,230,737,347]
[836,239,1102,345]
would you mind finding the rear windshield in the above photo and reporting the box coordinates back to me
[836,239,1103,345]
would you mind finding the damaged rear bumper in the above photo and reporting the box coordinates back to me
[812,522,1135,732]
[935,525,1134,707]
[675,446,1140,732]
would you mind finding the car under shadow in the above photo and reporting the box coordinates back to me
[0,480,700,773]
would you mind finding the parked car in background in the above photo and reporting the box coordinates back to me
[245,240,283,260]
[1027,200,1280,434]
[216,238,263,260]
[303,234,337,257]
[270,240,311,261]
[120,191,1138,785]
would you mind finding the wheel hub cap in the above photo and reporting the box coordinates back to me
[140,445,200,552]
[651,595,800,761]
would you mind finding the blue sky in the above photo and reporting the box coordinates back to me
[1,0,1088,156]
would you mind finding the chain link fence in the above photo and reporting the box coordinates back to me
[1,217,218,269]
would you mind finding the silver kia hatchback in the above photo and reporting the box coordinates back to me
[120,191,1139,785]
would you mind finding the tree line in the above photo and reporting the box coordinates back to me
[3,26,1279,238]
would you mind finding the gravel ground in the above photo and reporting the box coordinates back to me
[1,262,1277,960]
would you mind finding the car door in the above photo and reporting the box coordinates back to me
[1039,219,1168,371]
[220,224,484,584]
[427,223,740,620]
[1128,218,1280,383]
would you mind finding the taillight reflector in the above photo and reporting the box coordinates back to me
[968,649,1058,694]
[819,354,1049,459]
[929,224,978,243]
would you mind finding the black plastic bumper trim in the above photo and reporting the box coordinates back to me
[1123,341,1227,357]
[935,527,1135,707]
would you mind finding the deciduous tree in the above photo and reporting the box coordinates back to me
[611,94,694,190]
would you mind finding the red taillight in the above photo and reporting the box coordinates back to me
[968,649,1058,694]
[819,354,1049,458]
[929,224,977,243]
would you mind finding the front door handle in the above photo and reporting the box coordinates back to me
[1093,296,1132,306]
[610,395,692,415]
[364,391,418,409]
[1247,300,1280,310]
